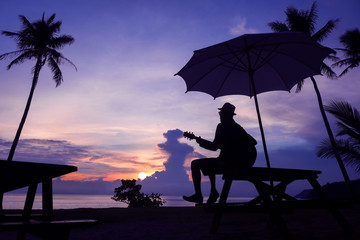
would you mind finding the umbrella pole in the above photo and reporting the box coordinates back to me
[249,71,271,169]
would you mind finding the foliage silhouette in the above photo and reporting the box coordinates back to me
[112,179,166,208]
[0,13,76,161]
[317,100,360,173]
[332,29,360,77]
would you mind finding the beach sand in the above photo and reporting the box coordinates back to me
[1,204,359,240]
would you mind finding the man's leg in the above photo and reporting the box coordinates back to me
[183,159,204,204]
[191,159,202,196]
[208,174,216,193]
[207,173,220,205]
[183,158,220,204]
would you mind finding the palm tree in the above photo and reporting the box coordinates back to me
[332,29,360,77]
[318,29,360,172]
[0,13,76,161]
[317,100,360,172]
[268,2,356,197]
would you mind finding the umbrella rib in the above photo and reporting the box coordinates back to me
[185,54,245,92]
[218,53,248,72]
[256,42,326,73]
[225,46,254,97]
[251,42,325,90]
[251,44,293,91]
[214,58,240,98]
[186,48,251,92]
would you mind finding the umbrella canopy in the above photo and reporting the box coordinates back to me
[175,32,333,168]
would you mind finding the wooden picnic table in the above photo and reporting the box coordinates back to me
[205,167,353,239]
[0,160,97,240]
[0,160,77,220]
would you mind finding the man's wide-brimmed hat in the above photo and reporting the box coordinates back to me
[218,102,236,115]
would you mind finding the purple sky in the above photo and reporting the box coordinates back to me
[0,0,359,196]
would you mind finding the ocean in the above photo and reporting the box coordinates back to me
[2,193,253,209]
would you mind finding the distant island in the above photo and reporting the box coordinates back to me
[296,179,360,199]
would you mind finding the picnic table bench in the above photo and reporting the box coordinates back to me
[205,167,352,239]
[0,160,98,240]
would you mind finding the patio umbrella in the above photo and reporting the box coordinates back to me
[175,32,333,169]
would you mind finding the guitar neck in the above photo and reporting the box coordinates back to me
[183,132,200,141]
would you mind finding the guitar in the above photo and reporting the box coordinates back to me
[183,131,201,141]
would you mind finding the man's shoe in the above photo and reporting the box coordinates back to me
[206,191,219,205]
[183,194,203,204]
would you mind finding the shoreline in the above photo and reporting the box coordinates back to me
[2,204,360,239]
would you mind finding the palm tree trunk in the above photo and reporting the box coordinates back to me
[7,60,41,161]
[311,76,356,197]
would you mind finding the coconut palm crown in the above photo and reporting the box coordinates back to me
[268,1,338,92]
[332,29,360,77]
[0,13,76,161]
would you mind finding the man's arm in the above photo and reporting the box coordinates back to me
[196,124,221,151]
[196,137,218,151]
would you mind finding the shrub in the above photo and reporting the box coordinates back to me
[111,179,166,207]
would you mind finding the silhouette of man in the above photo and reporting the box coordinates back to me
[183,103,257,205]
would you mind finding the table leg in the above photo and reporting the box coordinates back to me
[210,179,232,234]
[0,192,3,211]
[42,179,54,220]
[252,181,292,239]
[307,177,353,232]
[23,183,38,220]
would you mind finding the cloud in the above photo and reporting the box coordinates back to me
[139,129,198,195]
[138,129,259,197]
[0,138,140,181]
[229,17,258,36]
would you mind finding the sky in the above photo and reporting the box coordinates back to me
[0,0,359,197]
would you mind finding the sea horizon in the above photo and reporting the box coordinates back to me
[2,193,254,209]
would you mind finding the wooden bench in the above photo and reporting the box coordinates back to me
[0,219,98,240]
[205,167,352,239]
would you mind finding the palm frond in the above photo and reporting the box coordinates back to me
[332,57,352,68]
[320,62,337,79]
[1,30,20,38]
[317,138,360,172]
[60,56,77,71]
[47,13,56,25]
[6,50,36,69]
[340,29,360,53]
[285,7,312,33]
[317,138,337,159]
[324,100,360,139]
[0,49,28,60]
[46,20,62,35]
[332,29,360,77]
[336,122,360,140]
[47,48,77,70]
[49,35,75,49]
[47,57,63,87]
[305,1,318,34]
[327,52,340,62]
[268,21,289,32]
[294,80,304,93]
[325,100,360,126]
[312,19,339,42]
[339,143,360,172]
[339,65,359,77]
[18,15,34,33]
